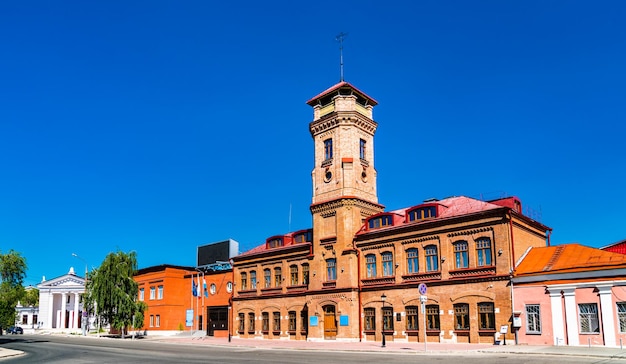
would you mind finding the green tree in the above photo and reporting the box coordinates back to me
[21,287,39,307]
[0,250,27,329]
[86,250,145,338]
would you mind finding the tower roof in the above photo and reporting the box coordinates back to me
[306,81,378,106]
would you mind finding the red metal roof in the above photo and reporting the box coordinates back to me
[515,244,626,276]
[306,81,378,106]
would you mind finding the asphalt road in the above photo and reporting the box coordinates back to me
[0,334,618,364]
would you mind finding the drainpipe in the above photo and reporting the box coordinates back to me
[356,242,363,342]
[508,213,516,270]
[546,229,552,247]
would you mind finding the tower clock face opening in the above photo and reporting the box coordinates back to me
[324,170,332,183]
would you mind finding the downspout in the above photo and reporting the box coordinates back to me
[546,229,552,247]
[508,212,516,346]
[508,212,516,270]
[356,241,363,342]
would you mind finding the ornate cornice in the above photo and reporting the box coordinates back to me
[309,112,377,136]
[401,235,440,246]
[447,227,493,238]
[310,197,383,218]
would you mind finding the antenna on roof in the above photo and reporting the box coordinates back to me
[336,32,348,82]
[288,203,292,233]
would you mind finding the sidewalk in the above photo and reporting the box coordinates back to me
[147,334,626,360]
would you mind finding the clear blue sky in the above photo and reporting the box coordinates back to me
[1,1,624,286]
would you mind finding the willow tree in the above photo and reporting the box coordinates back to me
[87,250,145,337]
[0,250,27,329]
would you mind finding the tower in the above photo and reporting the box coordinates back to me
[307,81,384,287]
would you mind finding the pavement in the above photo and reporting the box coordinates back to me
[2,332,626,361]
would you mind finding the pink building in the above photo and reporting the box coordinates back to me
[512,244,626,347]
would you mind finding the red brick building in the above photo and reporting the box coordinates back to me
[231,81,551,344]
[134,264,233,337]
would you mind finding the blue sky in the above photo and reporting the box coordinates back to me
[1,1,624,286]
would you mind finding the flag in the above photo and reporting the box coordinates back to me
[192,279,198,297]
[197,275,201,299]
[203,278,208,298]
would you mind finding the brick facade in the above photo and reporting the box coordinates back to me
[231,81,551,344]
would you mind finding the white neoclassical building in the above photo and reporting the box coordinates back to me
[37,267,86,332]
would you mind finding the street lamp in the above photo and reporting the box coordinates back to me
[72,253,88,336]
[381,293,387,348]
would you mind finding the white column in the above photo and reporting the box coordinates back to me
[73,293,80,329]
[48,292,55,328]
[548,289,565,345]
[562,288,579,346]
[597,285,616,346]
[61,292,67,329]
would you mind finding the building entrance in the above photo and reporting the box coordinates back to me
[207,306,228,336]
[323,305,337,340]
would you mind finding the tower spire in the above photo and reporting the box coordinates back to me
[336,32,348,82]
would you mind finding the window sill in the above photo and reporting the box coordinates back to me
[363,330,376,334]
[454,330,470,335]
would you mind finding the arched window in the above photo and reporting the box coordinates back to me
[406,248,418,273]
[250,270,257,289]
[425,245,438,272]
[290,265,298,286]
[382,252,394,276]
[454,241,469,269]
[264,268,271,288]
[324,138,333,160]
[476,237,492,266]
[240,272,248,290]
[365,254,377,278]
[274,267,282,287]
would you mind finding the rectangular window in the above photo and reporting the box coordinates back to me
[454,303,470,330]
[364,308,376,331]
[454,241,469,269]
[238,313,245,332]
[618,303,626,333]
[478,302,495,330]
[288,311,296,332]
[268,238,283,248]
[150,286,156,300]
[579,303,599,333]
[262,312,269,332]
[359,139,366,160]
[366,254,377,278]
[526,304,541,334]
[326,258,337,281]
[250,271,257,289]
[290,266,298,286]
[22,315,28,324]
[302,264,309,285]
[425,246,438,272]
[406,307,418,330]
[248,313,255,333]
[241,273,248,290]
[426,305,440,330]
[383,307,393,331]
[264,269,271,288]
[476,238,492,266]
[273,312,281,332]
[33,314,38,325]
[324,139,333,160]
[382,252,394,276]
[406,248,418,274]
[156,315,160,327]
[157,285,163,300]
[274,267,282,287]
[139,288,144,301]
[149,315,154,328]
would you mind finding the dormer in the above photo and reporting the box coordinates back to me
[363,212,402,232]
[489,196,522,214]
[406,203,439,223]
[266,236,284,249]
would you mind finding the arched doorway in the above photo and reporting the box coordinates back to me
[323,305,337,340]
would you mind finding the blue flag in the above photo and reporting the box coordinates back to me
[192,279,198,297]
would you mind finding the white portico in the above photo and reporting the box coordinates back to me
[37,267,86,332]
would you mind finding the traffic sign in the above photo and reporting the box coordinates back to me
[418,283,427,295]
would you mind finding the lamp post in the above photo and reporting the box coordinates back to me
[72,253,88,336]
[381,293,387,348]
